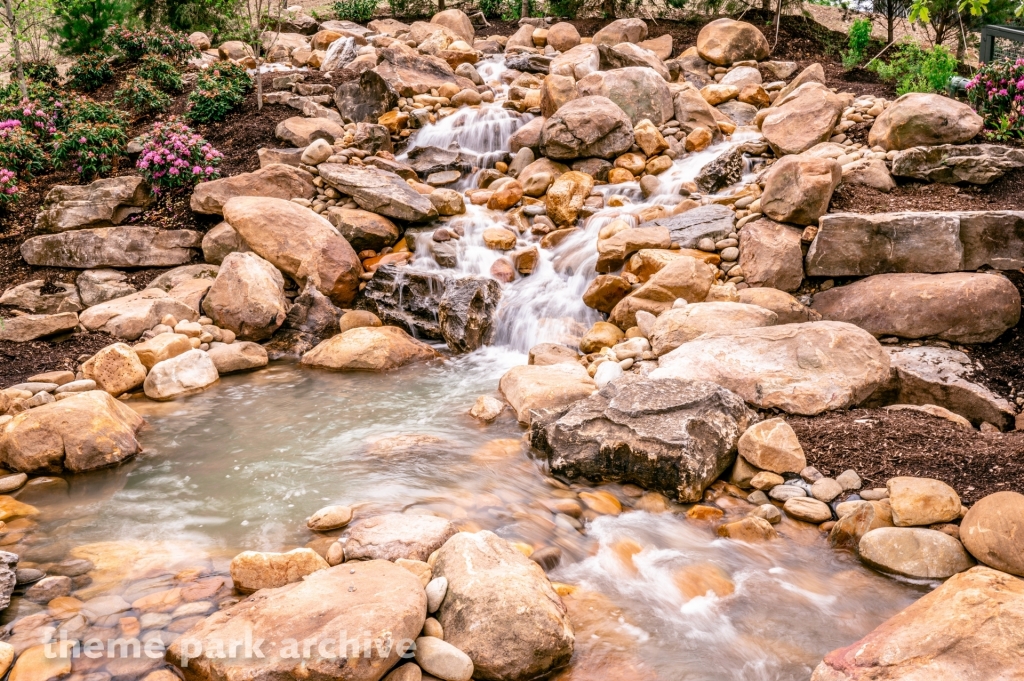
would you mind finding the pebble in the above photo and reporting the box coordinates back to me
[783,497,833,524]
[836,469,863,491]
[747,490,769,505]
[751,504,781,524]
[768,485,807,502]
[423,617,443,639]
[719,247,739,261]
[425,576,448,613]
[697,237,716,252]
[0,473,27,494]
[860,487,889,501]
[15,568,44,585]
[414,636,474,681]
[326,541,345,566]
[800,466,823,483]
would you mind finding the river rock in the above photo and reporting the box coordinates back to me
[301,326,440,371]
[737,218,804,292]
[596,226,671,272]
[143,349,219,401]
[0,391,143,473]
[858,527,974,579]
[761,82,844,156]
[202,252,288,341]
[696,19,769,65]
[433,531,574,681]
[345,513,455,562]
[811,272,1020,344]
[223,196,362,305]
[608,256,715,329]
[0,312,79,342]
[592,17,647,45]
[205,341,267,375]
[761,154,841,226]
[960,491,1024,577]
[810,567,1024,681]
[320,163,437,222]
[133,333,194,370]
[649,302,777,356]
[35,176,154,233]
[651,321,890,415]
[868,93,984,151]
[326,208,400,252]
[737,418,806,473]
[82,342,147,395]
[546,171,595,227]
[891,143,1024,184]
[582,275,632,313]
[646,204,734,248]
[21,227,201,268]
[170,560,424,678]
[438,276,501,353]
[539,96,635,161]
[499,363,597,425]
[275,116,345,146]
[190,164,315,215]
[718,515,778,541]
[79,289,198,341]
[414,636,473,681]
[783,497,833,524]
[829,499,894,550]
[575,67,673,125]
[887,477,961,527]
[532,375,755,502]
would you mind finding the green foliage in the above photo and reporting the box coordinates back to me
[185,63,251,124]
[52,121,127,178]
[64,98,128,127]
[136,118,223,192]
[135,0,239,35]
[333,0,378,21]
[136,54,185,92]
[21,61,60,85]
[114,75,172,114]
[108,24,198,62]
[0,121,47,176]
[870,42,959,95]
[54,0,132,54]
[546,0,586,14]
[966,58,1024,140]
[842,18,873,68]
[67,52,115,92]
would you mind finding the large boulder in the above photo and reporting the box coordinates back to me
[672,86,721,139]
[0,312,78,342]
[810,567,1024,681]
[858,527,975,580]
[539,96,635,161]
[592,18,647,45]
[575,67,673,125]
[696,19,769,66]
[143,349,219,401]
[202,252,289,341]
[274,116,345,146]
[547,22,581,51]
[608,256,715,329]
[189,164,315,215]
[598,42,671,81]
[549,44,600,81]
[431,9,473,42]
[868,93,984,151]
[319,163,437,221]
[326,207,400,252]
[344,513,456,562]
[223,196,362,306]
[811,272,1020,344]
[955,210,1024,270]
[374,43,475,97]
[738,218,805,292]
[21,227,200,268]
[35,176,153,233]
[761,83,844,157]
[761,154,842,226]
[0,391,144,473]
[79,289,198,340]
[651,321,890,415]
[891,143,1024,184]
[498,363,597,425]
[532,375,755,502]
[649,302,778,356]
[167,561,426,680]
[960,491,1024,577]
[300,326,441,371]
[334,69,400,124]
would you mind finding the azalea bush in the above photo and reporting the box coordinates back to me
[52,121,127,178]
[0,120,47,176]
[22,61,60,85]
[966,58,1024,140]
[65,98,128,127]
[185,63,251,124]
[3,97,59,139]
[114,75,172,114]
[0,168,21,208]
[108,24,197,62]
[136,54,185,92]
[136,118,222,192]
[67,51,115,92]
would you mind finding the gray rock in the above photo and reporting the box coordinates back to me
[425,576,447,613]
[0,280,82,314]
[717,100,758,126]
[531,375,756,502]
[319,163,437,222]
[0,551,17,610]
[35,176,154,233]
[344,513,456,562]
[438,276,502,354]
[539,95,635,161]
[859,527,975,579]
[958,211,1024,271]
[695,149,744,194]
[76,269,136,307]
[206,342,268,374]
[769,484,807,501]
[645,204,735,248]
[812,478,843,502]
[21,227,201,268]
[25,575,72,603]
[405,145,472,178]
[891,144,1024,184]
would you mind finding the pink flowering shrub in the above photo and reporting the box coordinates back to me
[52,122,127,178]
[108,24,197,63]
[0,119,46,176]
[0,168,20,208]
[8,97,58,140]
[136,118,222,192]
[966,58,1024,140]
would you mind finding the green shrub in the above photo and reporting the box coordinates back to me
[22,61,61,85]
[185,63,251,124]
[53,121,127,178]
[114,75,172,114]
[55,0,133,54]
[67,52,115,92]
[333,0,378,21]
[842,18,873,68]
[137,54,185,92]
[0,120,47,176]
[870,42,959,95]
[108,24,198,63]
[65,98,129,127]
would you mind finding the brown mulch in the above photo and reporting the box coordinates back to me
[961,270,1024,402]
[0,331,118,385]
[830,167,1024,213]
[789,408,1024,505]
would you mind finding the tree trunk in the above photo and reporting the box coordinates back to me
[887,14,894,44]
[521,0,529,20]
[3,0,27,99]
[602,0,615,19]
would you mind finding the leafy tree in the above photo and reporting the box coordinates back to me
[873,0,909,44]
[135,0,238,36]
[54,0,132,54]
[0,0,57,98]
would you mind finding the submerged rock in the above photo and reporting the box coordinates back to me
[301,326,440,372]
[499,363,597,425]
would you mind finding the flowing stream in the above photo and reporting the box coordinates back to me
[1,56,927,680]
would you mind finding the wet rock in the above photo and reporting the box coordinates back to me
[229,548,328,593]
[334,69,400,124]
[306,504,354,532]
[810,567,1024,681]
[0,391,143,473]
[190,164,315,215]
[80,289,198,341]
[469,395,504,422]
[35,176,154,233]
[717,516,778,541]
[696,18,769,66]
[811,272,1020,344]
[374,42,475,97]
[868,93,984,151]
[539,96,635,161]
[223,196,362,306]
[529,343,579,365]
[859,527,974,579]
[0,280,81,314]
[546,171,595,226]
[320,163,437,222]
[433,531,574,681]
[888,476,961,527]
[206,341,267,374]
[499,363,597,425]
[651,321,890,415]
[761,82,844,156]
[960,491,1024,577]
[737,218,804,292]
[737,418,806,473]
[608,256,716,329]
[202,252,287,341]
[326,208,400,252]
[695,148,743,193]
[274,116,345,146]
[438,276,501,354]
[649,302,777,356]
[406,146,471,178]
[25,575,72,603]
[891,144,1024,184]
[582,275,632,314]
[0,312,79,342]
[761,154,841,226]
[144,349,219,401]
[829,499,894,550]
[646,204,734,248]
[9,644,71,681]
[82,342,148,395]
[21,227,201,268]
[576,67,673,126]
[301,326,440,372]
[532,375,755,502]
[596,226,671,272]
[345,513,455,562]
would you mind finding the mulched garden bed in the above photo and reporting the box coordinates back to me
[830,167,1024,213]
[0,331,118,385]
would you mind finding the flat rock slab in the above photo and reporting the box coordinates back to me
[645,204,735,249]
[0,312,79,342]
[344,513,456,562]
[319,163,437,222]
[35,176,153,233]
[21,227,201,268]
[891,144,1024,184]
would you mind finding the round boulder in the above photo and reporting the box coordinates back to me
[546,22,581,52]
[539,96,635,161]
[576,67,674,125]
[859,527,975,579]
[960,491,1024,577]
[868,93,984,151]
[696,18,769,66]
